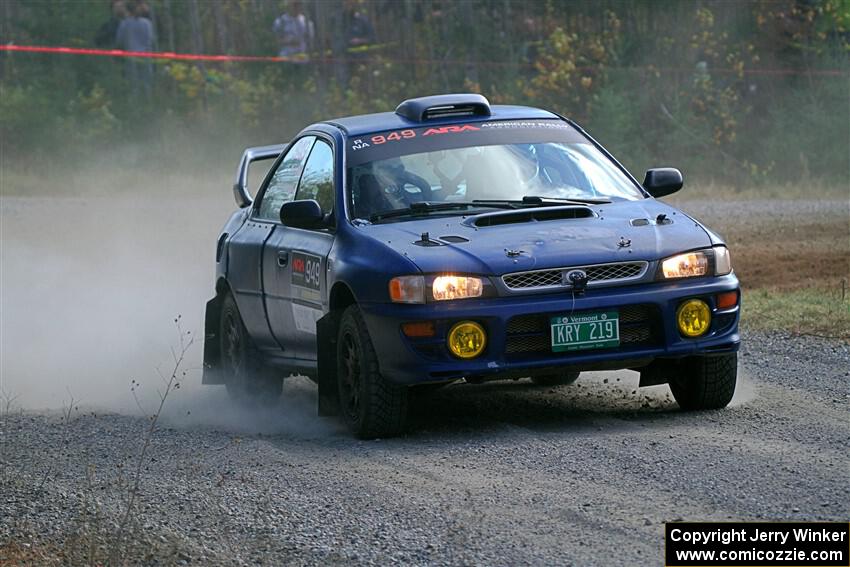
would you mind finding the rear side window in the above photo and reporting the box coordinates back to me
[257,136,315,220]
[295,140,335,214]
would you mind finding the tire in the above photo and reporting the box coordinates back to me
[219,293,282,405]
[531,372,580,387]
[337,305,408,439]
[669,353,737,410]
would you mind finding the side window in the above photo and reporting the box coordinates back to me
[294,140,335,214]
[257,136,315,220]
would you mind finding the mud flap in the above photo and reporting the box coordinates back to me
[202,295,226,385]
[316,311,340,416]
[638,358,682,387]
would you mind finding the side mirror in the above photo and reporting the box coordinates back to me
[643,168,683,198]
[280,199,325,229]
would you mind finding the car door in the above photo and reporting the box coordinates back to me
[224,146,288,350]
[249,136,315,355]
[263,137,336,360]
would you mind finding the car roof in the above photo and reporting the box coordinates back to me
[315,104,560,137]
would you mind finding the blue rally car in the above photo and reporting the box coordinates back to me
[203,94,740,438]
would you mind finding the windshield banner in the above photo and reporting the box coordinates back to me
[346,120,586,167]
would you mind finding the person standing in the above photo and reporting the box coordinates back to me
[94,0,128,48]
[116,0,155,100]
[345,1,375,51]
[272,1,314,63]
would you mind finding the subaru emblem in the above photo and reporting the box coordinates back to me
[563,269,588,286]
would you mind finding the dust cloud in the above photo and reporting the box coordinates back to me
[160,377,344,437]
[1,164,347,437]
[729,370,757,407]
[1,174,231,412]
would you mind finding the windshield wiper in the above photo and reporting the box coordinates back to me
[369,201,515,222]
[471,195,611,208]
[522,195,612,205]
[368,196,611,222]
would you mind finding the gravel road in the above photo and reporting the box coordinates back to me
[2,331,848,565]
[2,195,848,565]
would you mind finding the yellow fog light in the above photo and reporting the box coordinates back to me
[447,321,487,359]
[677,299,711,337]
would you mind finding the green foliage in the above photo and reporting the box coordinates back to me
[0,84,53,157]
[525,12,622,121]
[760,65,850,182]
[61,85,120,143]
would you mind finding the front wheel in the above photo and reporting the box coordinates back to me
[337,305,408,439]
[531,372,580,387]
[669,353,737,410]
[219,293,282,405]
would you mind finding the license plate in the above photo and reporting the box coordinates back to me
[550,311,620,352]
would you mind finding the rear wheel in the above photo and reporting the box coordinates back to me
[337,305,408,439]
[531,372,580,387]
[219,293,282,405]
[669,353,737,410]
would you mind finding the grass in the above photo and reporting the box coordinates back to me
[741,285,850,340]
[0,541,63,566]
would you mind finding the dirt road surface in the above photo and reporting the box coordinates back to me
[2,334,849,565]
[1,195,848,565]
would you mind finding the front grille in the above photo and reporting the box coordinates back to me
[504,304,661,356]
[505,334,549,354]
[502,261,648,291]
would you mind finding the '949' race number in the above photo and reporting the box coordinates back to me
[370,129,416,145]
[291,252,322,292]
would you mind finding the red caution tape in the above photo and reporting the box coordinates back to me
[0,44,847,76]
[0,44,295,62]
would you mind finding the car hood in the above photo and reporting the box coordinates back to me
[355,200,714,275]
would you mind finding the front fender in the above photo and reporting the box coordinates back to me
[216,208,250,282]
[329,224,422,304]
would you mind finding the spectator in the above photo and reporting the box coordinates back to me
[273,1,314,62]
[135,0,151,20]
[94,0,127,48]
[344,0,375,50]
[116,0,155,100]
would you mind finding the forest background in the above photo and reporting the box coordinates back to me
[1,0,848,191]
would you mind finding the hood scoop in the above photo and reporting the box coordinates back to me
[412,233,471,247]
[466,205,595,228]
[440,235,469,243]
[630,213,674,227]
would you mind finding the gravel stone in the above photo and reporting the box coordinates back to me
[2,331,848,565]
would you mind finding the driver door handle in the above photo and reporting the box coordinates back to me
[277,250,289,268]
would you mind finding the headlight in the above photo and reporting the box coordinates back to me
[432,275,483,301]
[660,247,733,279]
[661,252,709,279]
[389,275,425,304]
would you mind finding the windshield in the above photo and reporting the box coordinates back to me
[347,119,644,222]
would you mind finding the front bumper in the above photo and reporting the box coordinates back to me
[359,274,741,385]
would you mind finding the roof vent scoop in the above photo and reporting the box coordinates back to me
[395,94,491,122]
[466,205,595,228]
